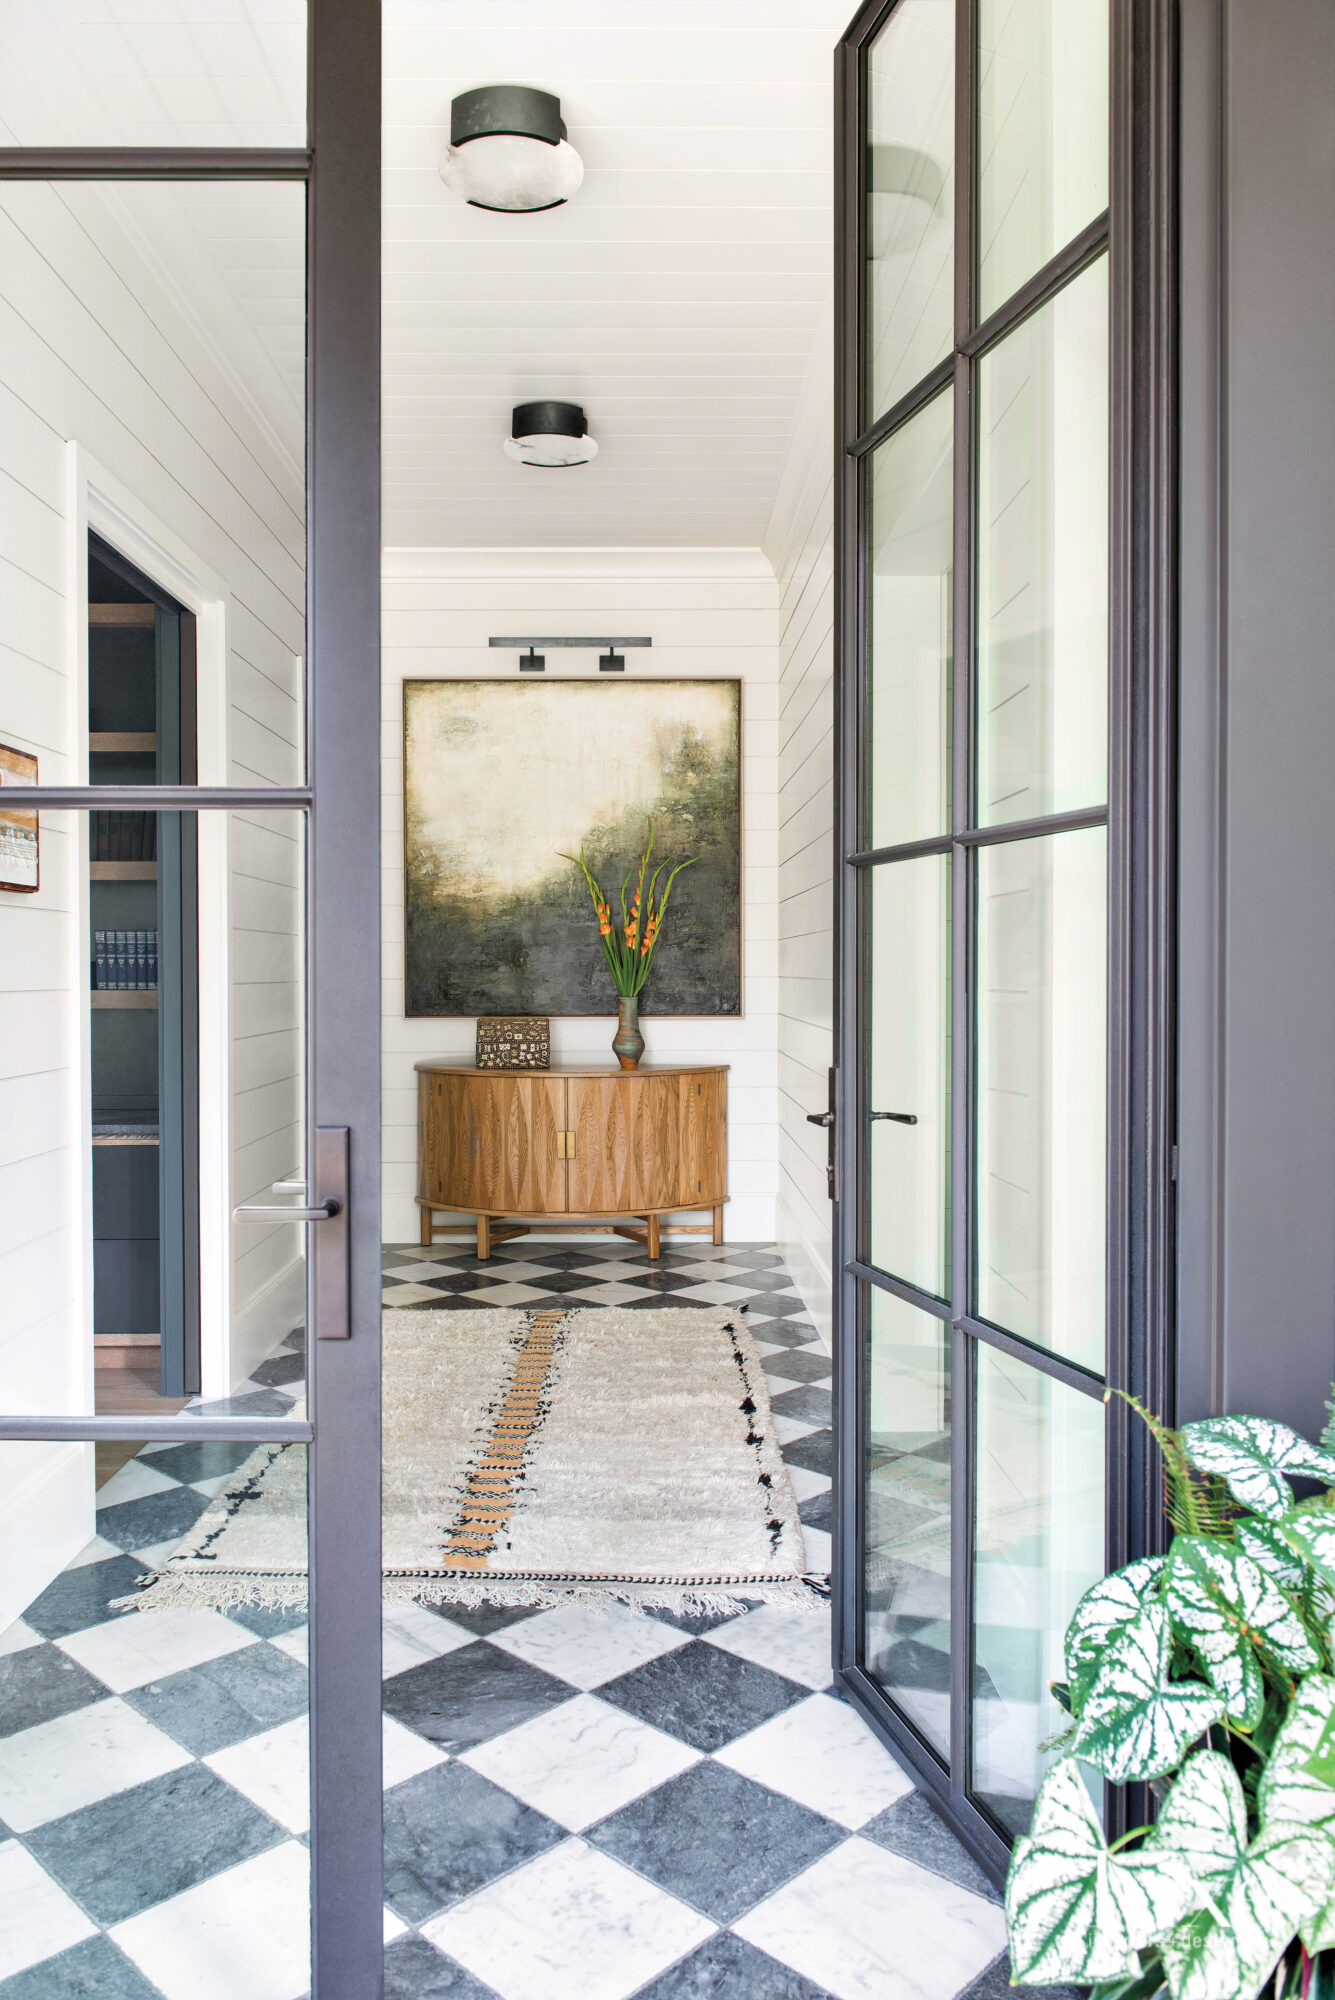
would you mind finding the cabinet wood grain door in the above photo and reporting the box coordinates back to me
[426,1073,566,1213]
[566,1073,725,1213]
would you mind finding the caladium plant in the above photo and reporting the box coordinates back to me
[1004,1397,1335,2000]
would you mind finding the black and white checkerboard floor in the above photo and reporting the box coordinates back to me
[0,1242,1043,2000]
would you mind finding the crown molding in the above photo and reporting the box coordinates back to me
[381,547,777,583]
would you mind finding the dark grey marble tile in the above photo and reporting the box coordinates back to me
[26,1762,283,1925]
[223,1601,310,1640]
[632,1931,837,1999]
[20,1555,150,1642]
[0,1933,163,1998]
[413,1273,490,1295]
[861,1790,1000,1902]
[0,1644,107,1737]
[798,1490,834,1534]
[250,1350,305,1389]
[383,1761,565,1923]
[745,1319,821,1349]
[588,1760,841,1922]
[781,1429,833,1478]
[745,1296,810,1320]
[126,1641,306,1754]
[644,1606,746,1637]
[381,1641,572,1753]
[187,1388,295,1419]
[94,1485,214,1553]
[957,1952,1080,2000]
[762,1349,833,1386]
[767,1384,834,1428]
[597,1641,807,1753]
[427,1602,540,1639]
[618,1269,699,1294]
[383,1935,502,1999]
[136,1441,259,1487]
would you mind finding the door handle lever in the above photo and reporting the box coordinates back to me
[870,1111,918,1125]
[805,1111,835,1129]
[234,1176,340,1223]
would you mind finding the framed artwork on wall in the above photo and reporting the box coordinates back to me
[403,678,742,1017]
[0,743,38,893]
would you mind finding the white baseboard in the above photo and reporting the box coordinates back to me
[227,1258,305,1393]
[0,1442,94,1633]
[776,1191,834,1353]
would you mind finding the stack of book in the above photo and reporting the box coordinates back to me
[93,930,159,990]
[91,812,156,862]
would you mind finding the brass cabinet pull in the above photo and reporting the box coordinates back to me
[556,1130,577,1160]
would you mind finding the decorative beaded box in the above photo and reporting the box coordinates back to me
[474,1016,551,1070]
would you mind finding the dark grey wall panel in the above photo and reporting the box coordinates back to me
[1177,0,1335,1430]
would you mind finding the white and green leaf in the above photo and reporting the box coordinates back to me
[1066,1558,1168,1714]
[1072,1603,1227,1784]
[1149,1750,1248,1897]
[1164,1536,1317,1725]
[1179,1417,1335,1521]
[1280,1508,1335,1596]
[1160,1818,1335,2000]
[1005,1759,1199,1986]
[1236,1518,1309,1597]
[1258,1674,1335,1827]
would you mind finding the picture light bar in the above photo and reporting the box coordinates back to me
[489,636,653,674]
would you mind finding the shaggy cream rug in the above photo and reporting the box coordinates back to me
[122,1305,823,1616]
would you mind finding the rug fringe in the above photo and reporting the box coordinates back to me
[112,1571,830,1618]
[110,1574,309,1614]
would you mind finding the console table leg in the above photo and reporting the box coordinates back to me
[477,1213,491,1260]
[712,1205,723,1246]
[420,1205,433,1247]
[647,1213,661,1261]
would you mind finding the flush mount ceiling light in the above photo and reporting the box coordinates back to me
[440,84,584,213]
[868,143,947,257]
[503,401,598,468]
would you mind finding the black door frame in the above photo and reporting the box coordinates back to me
[830,0,1178,1880]
[0,2,385,1990]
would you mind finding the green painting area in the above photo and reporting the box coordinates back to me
[404,682,741,1018]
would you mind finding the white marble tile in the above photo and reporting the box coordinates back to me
[786,1464,832,1505]
[207,1716,310,1834]
[383,1282,445,1305]
[462,1694,699,1833]
[0,1697,191,1832]
[384,1712,449,1789]
[134,1536,193,1572]
[382,1261,455,1281]
[95,1458,180,1508]
[802,1526,832,1574]
[715,1693,913,1830]
[0,1619,41,1657]
[382,1602,475,1678]
[489,1601,690,1690]
[63,1534,126,1570]
[57,1610,256,1691]
[189,1474,235,1499]
[734,1837,1006,2000]
[271,1625,308,1665]
[465,1260,556,1282]
[567,1283,658,1308]
[461,1283,546,1306]
[0,1839,97,1980]
[670,1282,756,1306]
[112,1840,312,2000]
[576,1261,661,1282]
[668,1261,758,1282]
[774,1414,820,1446]
[383,1905,410,1944]
[424,1837,714,2000]
[703,1604,834,1692]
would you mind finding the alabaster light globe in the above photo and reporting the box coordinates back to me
[440,84,583,213]
[502,401,598,468]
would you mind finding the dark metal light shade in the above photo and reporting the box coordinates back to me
[504,401,598,468]
[441,85,584,212]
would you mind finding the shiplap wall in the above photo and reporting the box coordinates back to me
[0,179,304,1616]
[380,550,781,1245]
[766,312,835,1345]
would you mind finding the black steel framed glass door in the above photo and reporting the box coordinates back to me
[832,0,1175,1878]
[0,3,383,1992]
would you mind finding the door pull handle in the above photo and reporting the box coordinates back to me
[235,1130,350,1339]
[870,1111,918,1125]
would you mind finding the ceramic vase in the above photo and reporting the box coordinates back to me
[613,995,645,1070]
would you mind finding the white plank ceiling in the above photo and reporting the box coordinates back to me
[0,0,853,549]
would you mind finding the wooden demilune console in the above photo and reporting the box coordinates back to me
[415,1063,728,1260]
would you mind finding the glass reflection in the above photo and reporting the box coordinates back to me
[975,827,1106,1371]
[866,0,955,421]
[978,0,1109,320]
[972,1349,1104,1834]
[868,391,953,851]
[868,858,950,1296]
[976,257,1108,827]
[865,1288,952,1760]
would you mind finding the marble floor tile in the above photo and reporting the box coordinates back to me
[383,1282,448,1305]
[55,1611,256,1693]
[733,1838,1006,2000]
[462,1693,700,1832]
[0,1644,107,1739]
[93,1486,213,1555]
[382,1641,573,1755]
[669,1283,757,1306]
[18,1555,152,1644]
[783,1430,834,1478]
[0,1696,191,1833]
[271,1626,308,1665]
[768,1385,834,1429]
[715,1693,913,1831]
[631,1926,839,1999]
[862,1792,1000,1903]
[383,1711,449,1789]
[206,1715,310,1834]
[802,1526,833,1573]
[586,1757,843,1924]
[26,1762,284,1927]
[383,1760,565,1925]
[125,1639,308,1756]
[461,1283,548,1307]
[488,1601,691,1690]
[774,1414,821,1447]
[786,1464,834,1506]
[0,1840,96,1981]
[94,1459,180,1509]
[0,1623,39,1660]
[109,1840,312,2000]
[567,1283,661,1307]
[381,1261,457,1281]
[763,1350,839,1386]
[0,1931,163,1999]
[702,1605,834,1693]
[383,1932,502,2000]
[424,1837,715,2000]
[596,1640,808,1754]
[382,1603,477,1678]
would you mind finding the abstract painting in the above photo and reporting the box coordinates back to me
[404,679,741,1016]
[0,743,38,893]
